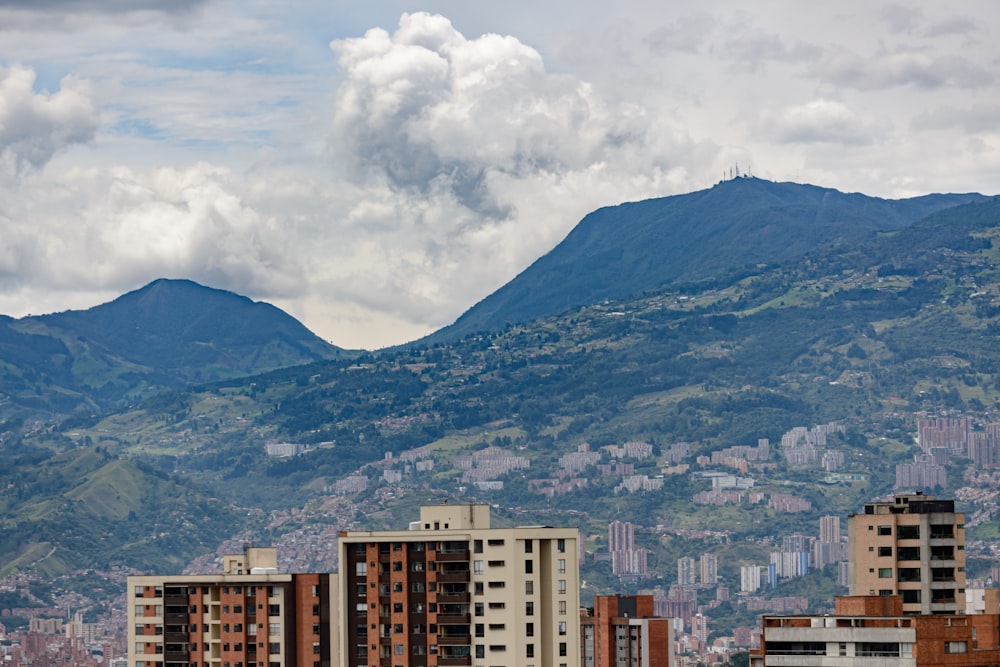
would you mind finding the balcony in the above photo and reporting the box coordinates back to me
[436,613,471,624]
[438,635,471,646]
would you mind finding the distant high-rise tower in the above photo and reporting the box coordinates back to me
[699,553,718,585]
[740,565,761,594]
[609,520,647,576]
[609,520,635,551]
[819,515,841,543]
[677,557,697,587]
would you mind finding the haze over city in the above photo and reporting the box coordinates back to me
[1,0,998,349]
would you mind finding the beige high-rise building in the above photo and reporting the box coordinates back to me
[848,492,965,614]
[336,503,580,667]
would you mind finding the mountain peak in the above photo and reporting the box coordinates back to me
[425,180,989,345]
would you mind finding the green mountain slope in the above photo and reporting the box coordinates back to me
[427,178,987,343]
[0,279,351,420]
[0,444,241,575]
[29,198,994,549]
[6,191,1000,590]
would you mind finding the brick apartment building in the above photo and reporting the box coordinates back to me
[753,593,1000,667]
[128,547,335,667]
[580,595,674,667]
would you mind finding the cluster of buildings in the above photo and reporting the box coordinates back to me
[902,417,1000,491]
[0,614,127,667]
[113,490,1000,667]
[753,492,1000,666]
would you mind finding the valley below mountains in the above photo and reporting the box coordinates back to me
[2,177,1000,637]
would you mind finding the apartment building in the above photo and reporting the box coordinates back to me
[752,594,1000,667]
[848,492,965,614]
[580,595,673,667]
[127,547,337,667]
[336,503,579,667]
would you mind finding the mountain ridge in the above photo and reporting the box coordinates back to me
[424,177,988,345]
[0,278,351,420]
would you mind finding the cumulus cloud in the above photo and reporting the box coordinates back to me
[0,0,205,13]
[0,163,302,298]
[645,13,716,54]
[814,47,994,90]
[318,11,698,339]
[0,65,98,172]
[912,104,1000,133]
[717,28,821,72]
[329,13,674,209]
[879,4,923,34]
[758,99,883,145]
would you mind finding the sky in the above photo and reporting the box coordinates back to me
[1,1,998,349]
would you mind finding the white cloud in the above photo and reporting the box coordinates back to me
[0,64,98,172]
[758,99,883,146]
[0,163,302,298]
[815,47,994,90]
[912,104,1000,133]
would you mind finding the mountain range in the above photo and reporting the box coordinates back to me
[2,178,999,614]
[427,177,987,343]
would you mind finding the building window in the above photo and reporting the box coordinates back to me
[487,539,504,547]
[559,621,567,635]
[392,562,402,571]
[558,580,567,594]
[526,623,534,637]
[525,541,533,554]
[488,581,505,589]
[945,642,967,654]
[474,582,484,595]
[525,601,534,616]
[488,560,505,568]
[525,581,534,595]
[474,540,483,553]
[475,624,484,637]
[878,547,892,557]
[559,601,567,615]
[488,602,506,610]
[559,642,567,657]
[526,644,535,658]
[476,645,485,659]
[475,603,484,616]
[525,560,533,574]
[474,560,484,574]
[877,525,892,536]
[557,558,566,573]
[878,568,893,578]
[269,643,280,655]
